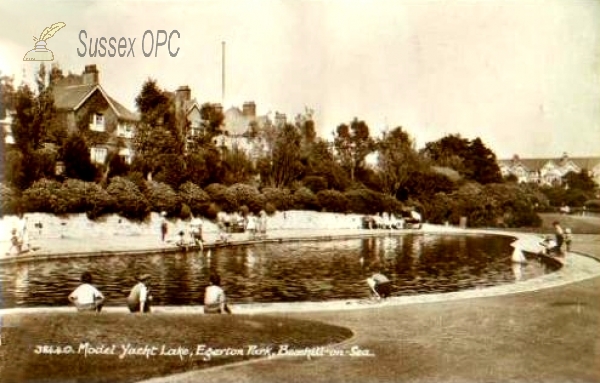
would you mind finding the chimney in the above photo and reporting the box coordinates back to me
[176,86,191,102]
[242,101,256,118]
[82,64,99,85]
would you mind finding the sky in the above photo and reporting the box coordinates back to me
[1,0,599,159]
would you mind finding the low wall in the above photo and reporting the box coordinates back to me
[0,211,365,253]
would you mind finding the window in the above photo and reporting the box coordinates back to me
[90,147,107,164]
[117,123,133,138]
[90,114,105,132]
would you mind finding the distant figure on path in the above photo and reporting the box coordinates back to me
[190,216,204,250]
[17,213,29,252]
[68,272,105,312]
[160,211,168,242]
[127,274,152,313]
[7,229,21,256]
[553,221,565,254]
[366,272,392,299]
[204,273,231,314]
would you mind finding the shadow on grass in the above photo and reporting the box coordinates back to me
[0,312,352,383]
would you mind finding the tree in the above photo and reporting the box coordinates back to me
[376,127,421,197]
[333,118,375,182]
[563,170,596,192]
[62,132,97,181]
[423,134,501,184]
[259,123,304,188]
[465,138,502,184]
[133,79,183,179]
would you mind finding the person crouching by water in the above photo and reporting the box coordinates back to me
[127,274,152,313]
[366,272,392,300]
[68,271,105,312]
[204,273,232,314]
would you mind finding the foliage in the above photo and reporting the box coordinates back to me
[228,183,264,213]
[178,182,211,216]
[62,132,97,181]
[259,123,304,188]
[106,177,149,221]
[334,118,375,182]
[262,187,294,211]
[180,203,192,220]
[264,202,277,215]
[221,147,256,185]
[317,189,348,213]
[563,170,597,193]
[60,179,114,219]
[133,79,184,178]
[292,187,320,211]
[585,199,600,213]
[423,134,502,184]
[205,202,220,220]
[153,153,187,188]
[205,183,237,212]
[0,183,21,216]
[376,127,421,197]
[144,181,181,216]
[302,175,328,193]
[344,189,386,215]
[107,153,130,179]
[21,179,63,213]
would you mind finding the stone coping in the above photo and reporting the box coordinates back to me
[2,228,599,316]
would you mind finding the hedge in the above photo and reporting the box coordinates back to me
[106,177,150,221]
[145,181,181,217]
[179,182,211,216]
[317,189,348,213]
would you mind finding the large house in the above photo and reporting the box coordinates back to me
[171,84,286,160]
[51,64,139,164]
[498,153,600,186]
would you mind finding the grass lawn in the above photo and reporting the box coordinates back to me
[538,213,600,234]
[0,312,352,383]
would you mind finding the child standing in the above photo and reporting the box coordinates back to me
[564,228,573,252]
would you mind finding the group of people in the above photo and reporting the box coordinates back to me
[539,221,572,256]
[68,271,232,315]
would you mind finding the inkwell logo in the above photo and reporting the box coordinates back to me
[23,22,66,61]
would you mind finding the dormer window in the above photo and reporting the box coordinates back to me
[90,113,105,132]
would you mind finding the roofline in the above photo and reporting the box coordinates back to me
[71,84,129,120]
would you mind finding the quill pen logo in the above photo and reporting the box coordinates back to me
[23,22,66,61]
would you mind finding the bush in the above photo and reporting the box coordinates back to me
[205,183,237,212]
[180,203,192,220]
[179,182,211,216]
[264,202,277,215]
[293,187,320,211]
[0,184,21,216]
[21,179,63,214]
[61,179,115,219]
[144,181,181,216]
[584,199,600,213]
[106,177,149,221]
[228,183,264,213]
[317,190,348,213]
[344,189,385,215]
[126,172,148,195]
[302,176,328,193]
[262,187,293,211]
[205,202,220,220]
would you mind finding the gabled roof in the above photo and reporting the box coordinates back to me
[52,84,139,121]
[498,157,600,171]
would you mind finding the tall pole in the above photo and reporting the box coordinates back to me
[221,41,225,106]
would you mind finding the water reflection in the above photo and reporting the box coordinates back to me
[0,234,551,308]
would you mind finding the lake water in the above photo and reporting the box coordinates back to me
[0,234,555,308]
